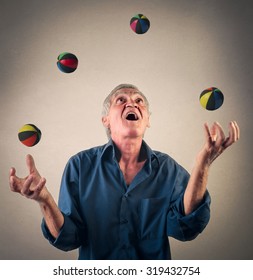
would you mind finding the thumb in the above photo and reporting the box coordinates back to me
[26,154,37,174]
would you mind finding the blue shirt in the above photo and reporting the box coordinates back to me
[42,140,210,259]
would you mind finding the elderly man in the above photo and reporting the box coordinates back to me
[9,84,240,259]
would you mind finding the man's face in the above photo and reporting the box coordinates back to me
[102,88,150,140]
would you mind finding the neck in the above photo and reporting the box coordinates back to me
[111,136,147,186]
[112,136,145,164]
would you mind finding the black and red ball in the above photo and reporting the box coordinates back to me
[57,52,78,73]
[18,124,42,147]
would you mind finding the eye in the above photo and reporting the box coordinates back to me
[136,98,144,104]
[116,96,126,104]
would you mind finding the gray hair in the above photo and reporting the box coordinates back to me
[102,83,150,138]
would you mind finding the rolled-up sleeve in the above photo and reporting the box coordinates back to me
[41,213,86,251]
[167,190,211,241]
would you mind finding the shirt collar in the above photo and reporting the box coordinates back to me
[101,138,159,164]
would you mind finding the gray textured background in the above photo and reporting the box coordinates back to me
[0,0,252,259]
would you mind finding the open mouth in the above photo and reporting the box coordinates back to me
[125,112,139,121]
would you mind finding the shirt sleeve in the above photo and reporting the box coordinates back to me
[166,163,211,241]
[41,156,87,251]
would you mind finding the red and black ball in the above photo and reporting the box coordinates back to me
[57,52,78,73]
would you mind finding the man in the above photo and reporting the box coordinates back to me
[9,84,240,259]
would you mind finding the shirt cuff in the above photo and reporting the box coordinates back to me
[41,213,80,252]
[167,190,211,241]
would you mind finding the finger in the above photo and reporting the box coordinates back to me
[209,123,217,142]
[233,121,240,141]
[203,123,213,145]
[36,177,46,193]
[9,167,16,177]
[222,121,238,148]
[26,154,37,174]
[230,121,237,142]
[9,168,22,192]
[213,122,226,147]
[20,175,34,196]
[31,178,47,198]
[26,177,46,200]
[9,175,20,192]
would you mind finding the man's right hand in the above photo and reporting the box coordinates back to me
[9,154,48,202]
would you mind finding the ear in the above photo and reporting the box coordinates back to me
[102,115,110,128]
[146,116,151,128]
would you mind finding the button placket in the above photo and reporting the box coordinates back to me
[119,192,131,251]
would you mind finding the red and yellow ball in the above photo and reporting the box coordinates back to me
[18,124,42,147]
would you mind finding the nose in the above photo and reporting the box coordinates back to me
[125,101,138,108]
